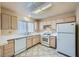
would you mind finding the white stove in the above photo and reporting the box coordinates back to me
[41,33,51,46]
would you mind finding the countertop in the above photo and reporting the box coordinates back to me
[0,33,40,46]
[0,32,57,46]
[50,33,57,36]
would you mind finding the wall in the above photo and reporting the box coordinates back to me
[76,5,79,56]
[40,12,76,32]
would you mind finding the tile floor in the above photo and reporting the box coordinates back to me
[15,44,66,57]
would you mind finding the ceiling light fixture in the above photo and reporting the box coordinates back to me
[33,4,52,14]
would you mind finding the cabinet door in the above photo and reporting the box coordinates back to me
[3,40,14,57]
[64,16,75,22]
[0,46,3,57]
[33,35,40,45]
[34,20,40,32]
[33,35,40,46]
[36,35,40,44]
[2,14,11,30]
[33,36,38,45]
[11,16,17,30]
[40,21,43,31]
[49,36,56,48]
[26,37,33,48]
[0,13,1,30]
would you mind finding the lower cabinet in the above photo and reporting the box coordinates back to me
[0,46,3,57]
[33,35,40,45]
[26,35,40,49]
[1,35,40,56]
[49,36,56,48]
[3,39,14,57]
[26,36,33,48]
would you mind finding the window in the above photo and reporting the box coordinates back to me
[27,22,34,32]
[18,20,27,34]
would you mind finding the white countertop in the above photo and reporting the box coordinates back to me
[0,32,57,46]
[0,33,40,46]
[50,33,57,36]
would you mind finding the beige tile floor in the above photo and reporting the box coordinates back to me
[15,44,66,57]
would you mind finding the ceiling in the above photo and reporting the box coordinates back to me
[0,2,79,19]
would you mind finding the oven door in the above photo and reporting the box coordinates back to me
[41,37,49,46]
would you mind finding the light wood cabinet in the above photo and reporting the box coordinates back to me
[11,16,17,30]
[40,21,43,31]
[64,16,75,22]
[1,13,17,30]
[32,36,37,45]
[34,20,40,32]
[49,36,56,48]
[46,20,51,25]
[0,13,1,30]
[33,35,40,45]
[26,35,40,49]
[3,39,14,57]
[0,46,3,57]
[36,35,40,43]
[2,14,11,30]
[26,37,33,48]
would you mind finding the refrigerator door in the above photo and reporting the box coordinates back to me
[57,33,75,56]
[57,22,75,33]
[57,22,76,57]
[57,33,64,53]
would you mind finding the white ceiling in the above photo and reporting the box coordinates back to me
[1,2,79,19]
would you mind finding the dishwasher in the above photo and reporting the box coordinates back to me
[15,38,26,55]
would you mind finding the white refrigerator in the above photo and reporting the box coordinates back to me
[57,22,76,57]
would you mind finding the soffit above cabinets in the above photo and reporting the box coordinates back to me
[1,2,79,19]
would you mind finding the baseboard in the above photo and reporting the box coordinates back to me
[49,46,56,49]
[57,51,71,57]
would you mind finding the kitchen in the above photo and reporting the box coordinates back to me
[0,2,79,57]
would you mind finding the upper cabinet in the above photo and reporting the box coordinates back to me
[11,16,17,30]
[34,20,40,32]
[0,46,3,57]
[1,13,17,30]
[64,16,75,22]
[2,14,11,30]
[40,21,44,31]
[0,13,1,30]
